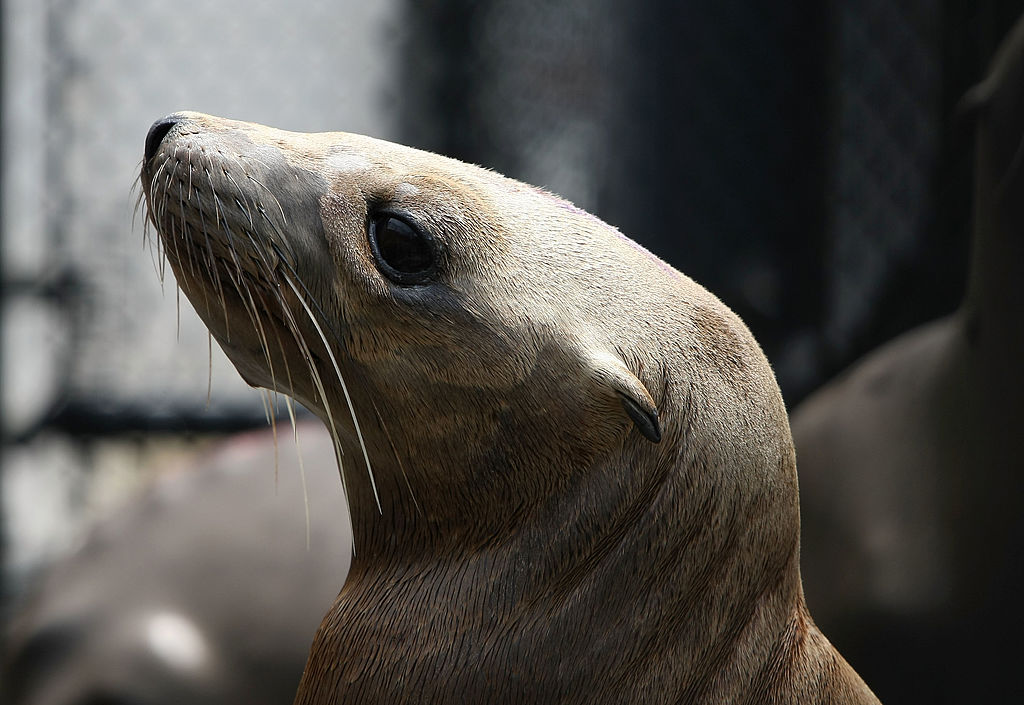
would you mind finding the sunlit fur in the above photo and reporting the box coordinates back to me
[140,113,879,704]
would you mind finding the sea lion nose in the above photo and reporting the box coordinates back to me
[145,114,182,164]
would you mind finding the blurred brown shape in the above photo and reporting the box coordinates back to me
[1,424,350,705]
[792,13,1024,704]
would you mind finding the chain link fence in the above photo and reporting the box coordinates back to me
[1,0,1020,668]
[1,0,400,601]
[395,0,963,399]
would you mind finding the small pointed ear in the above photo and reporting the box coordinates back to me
[588,351,662,444]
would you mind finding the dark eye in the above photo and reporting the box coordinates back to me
[368,212,437,284]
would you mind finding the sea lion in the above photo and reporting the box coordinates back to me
[140,111,879,704]
[1,425,350,705]
[791,14,1024,704]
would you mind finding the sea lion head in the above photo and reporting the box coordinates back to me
[140,111,795,566]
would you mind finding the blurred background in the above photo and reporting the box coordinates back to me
[0,0,1021,702]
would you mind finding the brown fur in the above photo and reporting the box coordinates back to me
[140,113,878,704]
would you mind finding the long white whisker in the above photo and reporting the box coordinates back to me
[206,331,213,409]
[281,274,380,513]
[370,397,420,515]
[271,280,350,511]
[245,171,289,226]
[285,405,312,550]
[142,137,366,551]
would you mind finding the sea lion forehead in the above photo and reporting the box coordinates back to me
[177,115,566,226]
[321,137,506,205]
[168,113,373,171]
[313,143,514,247]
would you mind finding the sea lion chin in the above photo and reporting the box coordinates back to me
[140,111,880,704]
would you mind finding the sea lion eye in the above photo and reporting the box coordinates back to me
[368,213,437,284]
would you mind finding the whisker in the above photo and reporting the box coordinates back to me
[193,189,231,338]
[142,137,368,549]
[235,266,281,412]
[206,331,213,409]
[370,397,420,515]
[245,171,289,226]
[282,273,380,513]
[260,387,282,489]
[268,240,339,339]
[221,168,259,231]
[283,397,313,551]
[268,274,351,509]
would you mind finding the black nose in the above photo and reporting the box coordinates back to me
[144,115,182,164]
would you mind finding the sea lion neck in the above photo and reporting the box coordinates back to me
[312,417,811,704]
[332,399,664,564]
[320,367,813,704]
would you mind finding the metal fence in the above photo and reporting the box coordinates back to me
[2,0,1020,644]
[1,0,401,598]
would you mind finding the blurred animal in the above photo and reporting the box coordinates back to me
[792,14,1024,704]
[1,423,350,705]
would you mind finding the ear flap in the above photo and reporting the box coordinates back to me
[618,393,662,443]
[587,351,662,444]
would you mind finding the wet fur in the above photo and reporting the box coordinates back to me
[141,113,878,704]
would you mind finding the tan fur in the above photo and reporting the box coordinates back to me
[141,112,879,704]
